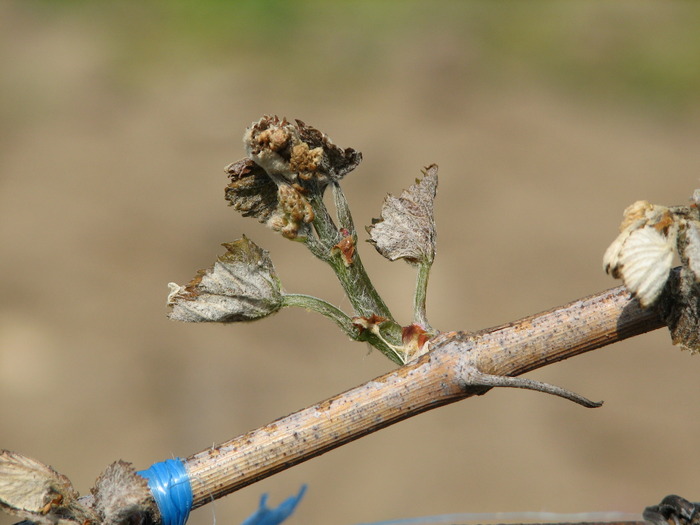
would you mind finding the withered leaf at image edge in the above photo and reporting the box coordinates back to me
[658,267,700,353]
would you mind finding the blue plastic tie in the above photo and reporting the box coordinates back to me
[138,458,193,525]
[240,484,307,525]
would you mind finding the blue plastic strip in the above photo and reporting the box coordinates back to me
[137,458,193,525]
[241,484,307,525]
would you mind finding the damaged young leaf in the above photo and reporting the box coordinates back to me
[604,191,700,353]
[603,199,700,308]
[225,158,279,223]
[167,237,283,323]
[367,165,438,265]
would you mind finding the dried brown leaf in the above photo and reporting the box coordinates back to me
[225,159,314,239]
[225,158,279,223]
[294,118,362,180]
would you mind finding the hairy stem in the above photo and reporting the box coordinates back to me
[414,261,432,329]
[307,191,392,318]
[303,190,405,360]
[281,293,357,338]
[279,294,404,365]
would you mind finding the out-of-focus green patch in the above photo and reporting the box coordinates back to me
[17,0,700,115]
[465,2,700,114]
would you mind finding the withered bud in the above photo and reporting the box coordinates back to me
[331,235,356,267]
[619,200,654,231]
[168,237,283,323]
[290,142,323,180]
[368,165,438,265]
[243,115,361,185]
[351,314,389,334]
[401,323,431,358]
[268,184,315,239]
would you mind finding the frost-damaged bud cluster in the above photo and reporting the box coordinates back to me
[367,164,438,265]
[169,115,438,363]
[0,451,156,525]
[244,116,362,185]
[167,236,283,323]
[603,191,700,353]
[225,116,362,239]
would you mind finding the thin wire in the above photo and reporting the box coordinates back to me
[354,512,644,525]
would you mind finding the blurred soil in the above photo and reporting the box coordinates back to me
[1,3,700,524]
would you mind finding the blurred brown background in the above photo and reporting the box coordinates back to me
[2,2,700,524]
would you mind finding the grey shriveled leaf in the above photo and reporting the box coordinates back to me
[167,237,283,323]
[92,461,157,525]
[367,165,438,264]
[0,450,79,522]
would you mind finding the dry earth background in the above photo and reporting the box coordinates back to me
[2,2,700,524]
